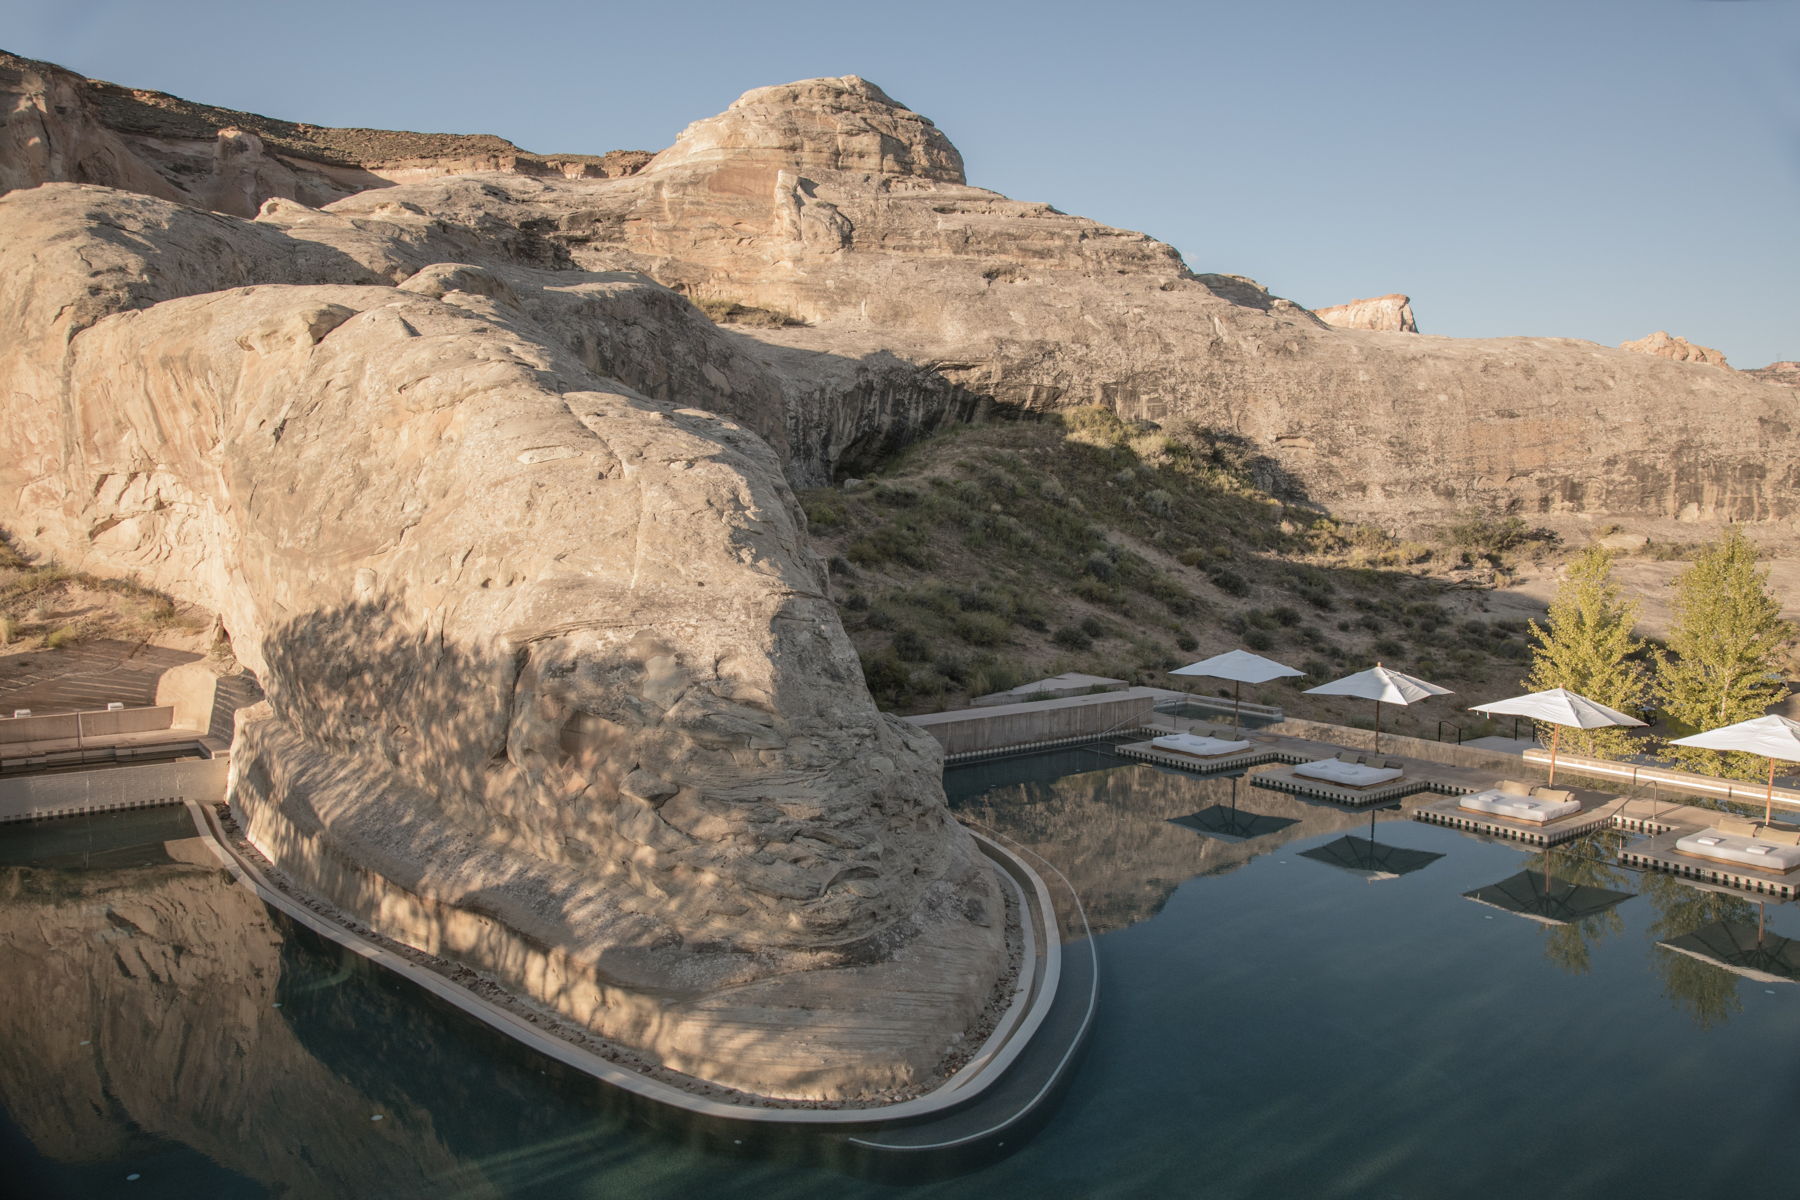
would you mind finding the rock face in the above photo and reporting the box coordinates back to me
[1620,330,1731,369]
[0,50,649,218]
[0,181,1005,1100]
[1313,293,1419,333]
[1749,361,1800,385]
[317,79,1800,527]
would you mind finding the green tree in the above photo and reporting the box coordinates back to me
[1656,528,1794,779]
[1524,545,1646,758]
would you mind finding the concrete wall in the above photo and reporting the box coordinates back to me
[1264,717,1519,772]
[1524,749,1800,815]
[0,757,228,823]
[0,706,175,745]
[906,689,1159,756]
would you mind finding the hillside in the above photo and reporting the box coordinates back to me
[800,408,1559,737]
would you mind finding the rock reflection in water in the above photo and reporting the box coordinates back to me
[0,813,482,1199]
[947,750,1415,936]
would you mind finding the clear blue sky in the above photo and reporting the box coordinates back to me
[6,0,1797,366]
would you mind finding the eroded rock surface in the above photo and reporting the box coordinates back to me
[1314,293,1419,333]
[0,49,649,218]
[322,78,1800,527]
[1620,329,1731,369]
[0,182,1005,1100]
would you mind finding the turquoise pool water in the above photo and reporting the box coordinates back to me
[2,750,1796,1198]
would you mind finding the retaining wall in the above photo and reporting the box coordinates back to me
[906,689,1160,757]
[0,757,228,822]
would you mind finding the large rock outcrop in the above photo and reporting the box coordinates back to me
[1313,293,1419,333]
[15,55,1795,527]
[317,78,1800,528]
[0,50,648,218]
[1620,329,1731,369]
[0,182,1006,1100]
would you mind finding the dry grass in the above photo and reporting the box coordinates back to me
[801,409,1549,729]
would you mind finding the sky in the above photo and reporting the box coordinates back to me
[5,0,1797,366]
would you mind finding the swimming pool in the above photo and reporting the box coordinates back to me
[2,747,1794,1197]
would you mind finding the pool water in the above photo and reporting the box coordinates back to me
[2,749,1795,1198]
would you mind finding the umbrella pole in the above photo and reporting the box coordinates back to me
[1374,700,1382,755]
[1766,757,1777,827]
[1234,679,1243,736]
[1547,725,1561,787]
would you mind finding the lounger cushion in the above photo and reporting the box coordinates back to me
[1152,732,1253,758]
[1714,814,1761,838]
[1675,828,1800,872]
[1292,758,1405,787]
[1757,825,1800,847]
[1531,787,1574,805]
[1458,789,1582,823]
[1335,751,1362,764]
[1497,779,1534,797]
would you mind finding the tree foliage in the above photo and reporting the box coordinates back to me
[1655,528,1794,779]
[1525,545,1646,758]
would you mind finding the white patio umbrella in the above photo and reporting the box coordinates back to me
[1171,649,1302,733]
[1469,687,1645,787]
[1670,714,1800,826]
[1303,663,1453,753]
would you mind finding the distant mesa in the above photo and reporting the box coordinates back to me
[1749,361,1800,385]
[1313,294,1418,333]
[1619,330,1730,370]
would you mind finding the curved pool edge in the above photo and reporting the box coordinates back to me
[179,798,1085,1140]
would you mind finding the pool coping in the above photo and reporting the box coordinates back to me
[179,797,1075,1129]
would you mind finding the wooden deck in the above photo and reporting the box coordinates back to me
[1620,830,1800,900]
[1115,740,1287,774]
[1413,790,1617,846]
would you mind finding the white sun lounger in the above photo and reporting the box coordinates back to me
[1291,757,1405,789]
[1675,828,1800,873]
[1152,732,1253,758]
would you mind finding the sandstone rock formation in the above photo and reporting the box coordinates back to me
[1749,361,1800,385]
[1313,293,1419,333]
[0,50,648,218]
[317,77,1800,527]
[1620,330,1731,369]
[0,181,1006,1101]
[10,56,1796,528]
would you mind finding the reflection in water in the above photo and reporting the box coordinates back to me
[947,749,1409,936]
[1299,835,1444,880]
[1642,873,1759,1028]
[0,812,484,1200]
[1464,833,1635,976]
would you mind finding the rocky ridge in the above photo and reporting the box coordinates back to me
[0,50,649,218]
[1313,293,1419,333]
[1620,329,1731,370]
[318,75,1799,528]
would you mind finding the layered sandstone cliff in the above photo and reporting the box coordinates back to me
[0,181,1005,1100]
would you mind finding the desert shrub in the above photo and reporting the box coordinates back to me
[1052,625,1093,651]
[865,604,898,631]
[1177,548,1208,569]
[45,625,79,650]
[1176,632,1198,652]
[860,650,909,700]
[1082,551,1116,581]
[1271,605,1302,627]
[842,592,869,612]
[1209,569,1249,597]
[1244,629,1274,651]
[892,628,931,662]
[954,612,1010,646]
[1302,657,1334,679]
[697,298,804,327]
[1373,638,1405,658]
[1080,615,1112,640]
